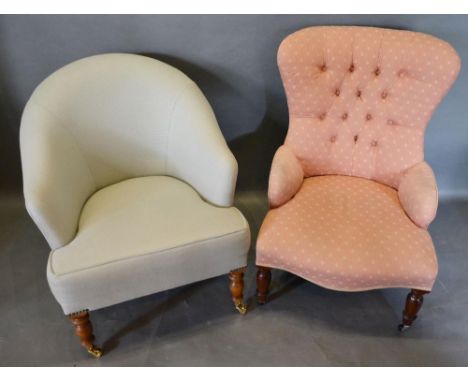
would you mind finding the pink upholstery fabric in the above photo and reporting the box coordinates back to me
[257,27,460,292]
[257,176,438,291]
[398,161,438,228]
[268,145,304,207]
[279,26,460,187]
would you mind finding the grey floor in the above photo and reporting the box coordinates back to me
[1,191,468,366]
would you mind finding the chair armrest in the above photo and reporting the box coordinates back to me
[268,145,304,208]
[20,101,96,250]
[167,81,237,207]
[398,161,438,229]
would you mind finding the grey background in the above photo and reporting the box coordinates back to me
[1,14,467,197]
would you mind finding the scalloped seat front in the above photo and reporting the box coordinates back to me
[257,175,437,291]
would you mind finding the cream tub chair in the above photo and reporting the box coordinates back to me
[20,53,250,357]
[256,26,460,330]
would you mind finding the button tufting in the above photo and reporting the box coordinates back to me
[335,88,340,96]
[354,135,359,143]
[381,91,388,99]
[356,89,362,98]
[320,64,327,72]
[341,113,348,120]
[374,67,381,76]
[371,140,378,147]
[366,114,372,121]
[319,113,326,120]
[349,63,355,73]
[387,119,396,126]
[330,135,337,143]
[398,69,406,78]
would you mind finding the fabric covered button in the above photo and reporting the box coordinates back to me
[335,88,340,96]
[387,119,396,126]
[320,64,327,72]
[349,63,355,72]
[341,113,348,120]
[374,67,381,76]
[398,69,406,78]
[319,113,326,120]
[330,135,337,143]
[381,91,388,99]
[366,114,372,121]
[371,140,378,147]
[356,89,362,98]
[354,135,359,143]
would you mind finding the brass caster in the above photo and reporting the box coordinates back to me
[398,324,410,332]
[87,345,103,358]
[235,302,247,315]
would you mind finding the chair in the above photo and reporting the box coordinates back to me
[256,26,460,330]
[20,53,250,357]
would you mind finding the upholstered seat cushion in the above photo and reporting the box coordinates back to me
[256,175,437,292]
[48,176,250,314]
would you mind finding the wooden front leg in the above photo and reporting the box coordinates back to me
[68,311,102,358]
[256,266,271,305]
[398,289,430,331]
[229,268,247,315]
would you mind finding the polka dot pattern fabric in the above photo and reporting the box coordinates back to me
[257,175,438,292]
[278,26,460,187]
[398,161,438,229]
[256,27,460,292]
[268,145,304,207]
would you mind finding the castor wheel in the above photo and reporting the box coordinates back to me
[257,296,268,305]
[398,323,411,332]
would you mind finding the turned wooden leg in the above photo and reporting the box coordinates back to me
[256,266,271,305]
[398,289,430,332]
[229,268,247,315]
[68,311,102,358]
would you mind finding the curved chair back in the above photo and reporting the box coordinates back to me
[20,54,237,249]
[278,26,460,187]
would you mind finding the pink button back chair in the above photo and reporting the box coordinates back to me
[256,26,460,330]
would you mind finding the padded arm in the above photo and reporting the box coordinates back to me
[268,145,304,208]
[167,82,238,207]
[398,161,438,229]
[20,101,96,250]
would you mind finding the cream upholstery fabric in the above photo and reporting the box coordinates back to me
[48,176,249,314]
[20,54,249,314]
[21,53,238,250]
